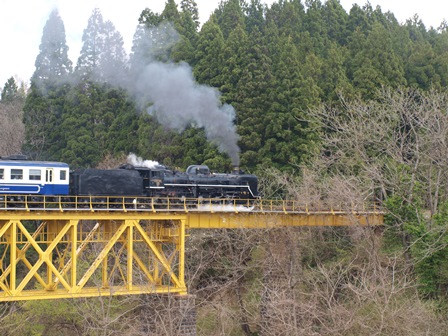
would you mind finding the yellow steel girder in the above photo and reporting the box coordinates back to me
[0,216,187,301]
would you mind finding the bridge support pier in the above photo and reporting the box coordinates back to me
[136,294,197,335]
[260,229,302,336]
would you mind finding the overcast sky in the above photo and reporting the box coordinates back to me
[0,0,446,91]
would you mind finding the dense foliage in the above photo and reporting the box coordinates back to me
[17,0,448,171]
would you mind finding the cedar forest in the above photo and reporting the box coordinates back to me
[2,0,448,335]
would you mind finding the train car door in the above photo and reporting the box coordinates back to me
[45,168,54,194]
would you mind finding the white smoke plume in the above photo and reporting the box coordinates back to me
[141,62,240,164]
[128,22,240,165]
[127,153,160,168]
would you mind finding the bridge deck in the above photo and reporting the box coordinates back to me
[0,196,383,301]
[0,195,382,220]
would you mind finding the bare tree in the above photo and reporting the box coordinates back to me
[95,152,128,169]
[0,101,25,156]
[309,88,448,212]
[0,302,32,336]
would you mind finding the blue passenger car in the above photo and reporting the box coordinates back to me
[0,160,70,195]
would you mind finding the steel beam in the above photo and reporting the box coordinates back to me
[0,215,187,301]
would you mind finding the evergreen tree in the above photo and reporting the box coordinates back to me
[1,77,19,102]
[32,9,72,87]
[178,2,199,41]
[54,8,131,166]
[267,0,305,42]
[220,25,249,100]
[319,42,354,101]
[104,89,139,154]
[401,17,439,89]
[267,34,321,168]
[215,0,246,38]
[270,35,310,167]
[244,0,266,34]
[98,20,127,84]
[23,83,69,159]
[346,26,366,81]
[406,14,429,42]
[130,17,179,71]
[234,27,275,169]
[346,3,372,36]
[75,8,105,81]
[161,0,180,22]
[59,84,100,166]
[194,20,225,87]
[129,24,151,75]
[60,83,138,167]
[172,3,199,64]
[139,8,162,27]
[355,23,406,93]
[372,5,399,31]
[322,0,348,45]
[304,0,328,54]
[23,9,72,159]
[180,0,200,29]
[405,38,437,89]
[432,27,448,87]
[75,8,127,84]
[299,52,324,106]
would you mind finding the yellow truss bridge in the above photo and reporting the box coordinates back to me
[0,196,383,301]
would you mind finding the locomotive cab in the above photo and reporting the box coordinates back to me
[130,166,165,196]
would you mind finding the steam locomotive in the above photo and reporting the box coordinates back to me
[0,156,258,201]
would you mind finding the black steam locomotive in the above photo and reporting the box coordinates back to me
[70,164,259,199]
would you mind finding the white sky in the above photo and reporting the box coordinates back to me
[0,0,446,91]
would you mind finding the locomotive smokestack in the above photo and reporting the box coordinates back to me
[232,165,240,174]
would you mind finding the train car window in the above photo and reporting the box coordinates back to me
[151,171,161,178]
[0,169,3,180]
[29,169,41,180]
[46,169,53,183]
[11,169,23,180]
[60,170,67,180]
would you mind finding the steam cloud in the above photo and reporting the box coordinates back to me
[141,63,240,164]
[127,153,160,169]
[128,23,240,165]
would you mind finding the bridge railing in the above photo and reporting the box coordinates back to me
[0,195,382,214]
